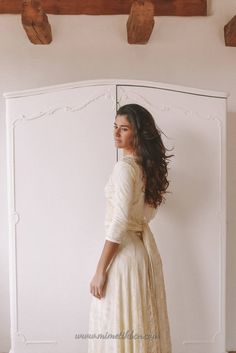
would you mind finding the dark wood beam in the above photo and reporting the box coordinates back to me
[0,0,207,16]
[21,0,52,44]
[224,15,236,47]
[127,0,154,44]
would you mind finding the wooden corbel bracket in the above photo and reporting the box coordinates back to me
[224,15,236,47]
[21,0,52,44]
[127,0,155,44]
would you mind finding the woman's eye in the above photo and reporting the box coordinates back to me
[113,126,128,131]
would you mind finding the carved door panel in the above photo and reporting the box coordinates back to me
[117,84,227,353]
[5,84,117,353]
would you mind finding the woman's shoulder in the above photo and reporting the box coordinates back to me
[116,155,138,169]
[113,156,137,180]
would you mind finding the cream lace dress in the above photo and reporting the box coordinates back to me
[88,155,172,353]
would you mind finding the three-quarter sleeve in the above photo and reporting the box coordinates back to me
[105,160,136,244]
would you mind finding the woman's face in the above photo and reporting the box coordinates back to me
[114,114,135,153]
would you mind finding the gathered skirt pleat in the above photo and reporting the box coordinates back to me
[88,230,171,353]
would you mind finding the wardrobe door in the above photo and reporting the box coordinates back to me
[117,85,227,353]
[5,84,117,353]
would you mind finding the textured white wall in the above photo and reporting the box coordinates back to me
[0,0,235,351]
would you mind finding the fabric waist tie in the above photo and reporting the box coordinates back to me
[139,222,172,353]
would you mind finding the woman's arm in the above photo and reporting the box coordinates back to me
[90,160,136,299]
[90,240,119,299]
[96,239,120,273]
[105,161,136,243]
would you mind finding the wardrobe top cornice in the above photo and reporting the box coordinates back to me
[3,79,229,99]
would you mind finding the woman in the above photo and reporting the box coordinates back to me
[88,103,174,353]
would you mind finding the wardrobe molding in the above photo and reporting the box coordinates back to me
[4,79,228,99]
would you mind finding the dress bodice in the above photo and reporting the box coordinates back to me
[104,155,157,244]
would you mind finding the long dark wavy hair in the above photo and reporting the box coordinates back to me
[116,103,174,208]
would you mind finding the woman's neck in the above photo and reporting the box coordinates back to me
[123,149,136,157]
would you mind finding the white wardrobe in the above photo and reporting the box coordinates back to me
[4,79,228,353]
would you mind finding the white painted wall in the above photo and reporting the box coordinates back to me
[0,0,235,351]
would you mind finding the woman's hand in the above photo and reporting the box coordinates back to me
[90,270,107,299]
[89,239,119,299]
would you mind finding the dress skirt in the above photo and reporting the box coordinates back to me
[88,228,172,353]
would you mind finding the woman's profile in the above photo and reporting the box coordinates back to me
[88,103,174,353]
